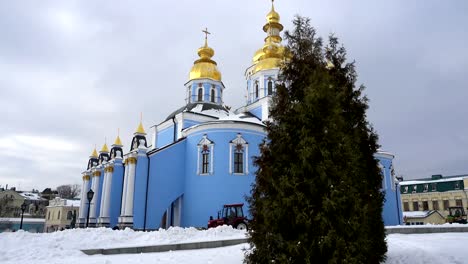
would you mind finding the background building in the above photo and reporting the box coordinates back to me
[0,189,48,218]
[400,174,468,224]
[44,198,80,232]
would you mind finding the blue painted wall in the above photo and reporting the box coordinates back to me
[377,155,403,226]
[249,106,262,120]
[133,152,150,230]
[183,119,201,129]
[109,161,124,228]
[157,125,175,148]
[145,140,187,230]
[182,129,264,227]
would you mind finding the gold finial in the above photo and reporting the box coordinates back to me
[91,145,98,158]
[135,113,146,135]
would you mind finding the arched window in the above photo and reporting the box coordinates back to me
[58,211,61,220]
[67,211,73,220]
[188,89,192,103]
[210,88,215,103]
[197,135,214,175]
[268,78,273,95]
[229,134,249,175]
[197,88,203,101]
[255,81,259,98]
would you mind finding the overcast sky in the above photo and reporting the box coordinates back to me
[1,0,467,191]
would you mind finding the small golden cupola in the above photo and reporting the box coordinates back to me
[252,0,286,74]
[99,141,110,164]
[131,114,148,151]
[87,146,99,170]
[189,28,222,82]
[110,129,124,160]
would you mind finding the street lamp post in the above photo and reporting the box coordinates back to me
[20,201,27,230]
[86,189,94,228]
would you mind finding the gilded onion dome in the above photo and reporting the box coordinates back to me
[189,29,222,81]
[252,0,286,74]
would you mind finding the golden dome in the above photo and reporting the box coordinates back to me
[100,143,109,153]
[251,1,287,74]
[266,3,280,24]
[114,135,123,146]
[252,48,265,63]
[189,29,222,81]
[90,147,98,158]
[135,121,146,135]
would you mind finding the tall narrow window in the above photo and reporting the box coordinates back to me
[267,78,273,95]
[188,89,192,103]
[197,135,214,175]
[234,149,243,173]
[58,211,61,220]
[202,151,209,174]
[229,134,248,175]
[197,88,203,101]
[210,88,215,103]
[255,81,259,98]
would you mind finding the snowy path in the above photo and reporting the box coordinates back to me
[1,227,468,263]
[385,233,468,264]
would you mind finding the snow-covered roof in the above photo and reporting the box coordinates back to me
[47,198,81,207]
[164,103,230,121]
[19,192,44,201]
[400,176,467,185]
[218,112,264,125]
[403,211,432,218]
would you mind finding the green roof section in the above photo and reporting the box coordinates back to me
[400,174,465,194]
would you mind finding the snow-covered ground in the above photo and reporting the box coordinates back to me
[1,226,467,264]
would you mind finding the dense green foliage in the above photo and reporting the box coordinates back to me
[245,16,386,264]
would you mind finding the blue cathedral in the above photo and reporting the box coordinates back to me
[77,3,403,230]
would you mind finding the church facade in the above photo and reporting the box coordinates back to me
[77,3,402,230]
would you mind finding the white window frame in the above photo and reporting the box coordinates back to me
[229,133,249,175]
[197,135,214,175]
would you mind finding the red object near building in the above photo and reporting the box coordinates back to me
[207,203,248,230]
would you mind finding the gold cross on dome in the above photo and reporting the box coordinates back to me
[202,27,211,41]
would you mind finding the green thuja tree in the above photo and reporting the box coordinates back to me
[245,16,386,264]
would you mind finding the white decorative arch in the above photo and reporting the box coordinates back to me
[197,134,214,175]
[229,133,249,174]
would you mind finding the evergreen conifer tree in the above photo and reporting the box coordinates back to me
[246,16,386,264]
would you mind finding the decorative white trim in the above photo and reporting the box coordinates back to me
[197,134,214,175]
[229,133,249,175]
[183,122,266,137]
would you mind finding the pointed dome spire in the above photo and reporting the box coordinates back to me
[189,28,222,81]
[90,147,98,158]
[266,0,280,24]
[100,143,109,153]
[134,113,146,135]
[114,135,123,146]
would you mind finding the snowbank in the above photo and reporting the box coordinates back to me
[0,225,247,263]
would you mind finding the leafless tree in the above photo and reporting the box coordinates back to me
[56,184,81,199]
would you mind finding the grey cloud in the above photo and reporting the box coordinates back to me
[1,0,467,190]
